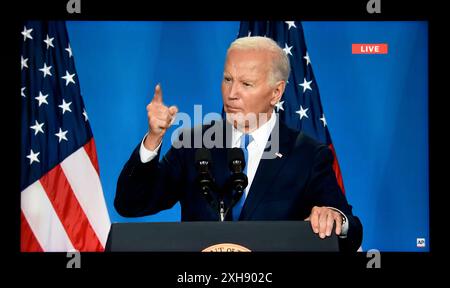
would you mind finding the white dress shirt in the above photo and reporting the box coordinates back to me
[139,133,161,163]
[230,110,276,199]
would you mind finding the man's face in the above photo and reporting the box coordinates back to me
[222,49,283,130]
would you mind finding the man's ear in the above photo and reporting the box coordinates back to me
[270,80,286,106]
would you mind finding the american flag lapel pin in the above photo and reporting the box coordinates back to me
[275,152,283,158]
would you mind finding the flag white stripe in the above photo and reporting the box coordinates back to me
[60,145,111,247]
[21,181,76,252]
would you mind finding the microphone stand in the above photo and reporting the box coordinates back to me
[202,179,245,222]
[222,188,245,221]
[219,199,225,222]
[198,176,226,222]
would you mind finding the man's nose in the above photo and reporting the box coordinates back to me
[228,82,239,100]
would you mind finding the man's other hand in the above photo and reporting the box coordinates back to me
[305,206,343,239]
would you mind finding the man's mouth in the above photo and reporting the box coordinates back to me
[225,105,241,112]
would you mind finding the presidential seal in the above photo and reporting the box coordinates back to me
[202,243,251,252]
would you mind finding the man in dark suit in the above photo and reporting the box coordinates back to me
[115,36,363,251]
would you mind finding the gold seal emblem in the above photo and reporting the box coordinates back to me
[202,243,251,252]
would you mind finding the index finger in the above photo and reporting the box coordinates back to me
[152,83,163,104]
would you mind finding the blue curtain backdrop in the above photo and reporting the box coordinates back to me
[66,21,428,252]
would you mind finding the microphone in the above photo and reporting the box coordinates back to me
[227,148,248,194]
[226,148,248,217]
[194,148,216,207]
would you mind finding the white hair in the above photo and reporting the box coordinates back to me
[227,36,291,86]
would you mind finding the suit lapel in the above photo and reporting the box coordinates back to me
[239,118,293,220]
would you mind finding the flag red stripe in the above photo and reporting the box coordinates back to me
[21,211,43,252]
[83,138,100,175]
[40,164,104,251]
[328,144,345,194]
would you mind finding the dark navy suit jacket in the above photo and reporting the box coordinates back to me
[115,119,363,251]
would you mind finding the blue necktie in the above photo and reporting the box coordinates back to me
[232,134,252,220]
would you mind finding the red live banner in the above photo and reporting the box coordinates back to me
[352,43,388,54]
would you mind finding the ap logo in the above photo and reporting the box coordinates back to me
[417,238,426,248]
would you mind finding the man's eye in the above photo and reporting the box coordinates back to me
[224,77,232,82]
[243,82,252,87]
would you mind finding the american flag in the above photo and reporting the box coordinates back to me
[237,21,345,193]
[20,21,110,252]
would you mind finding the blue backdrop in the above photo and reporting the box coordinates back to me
[66,21,428,252]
